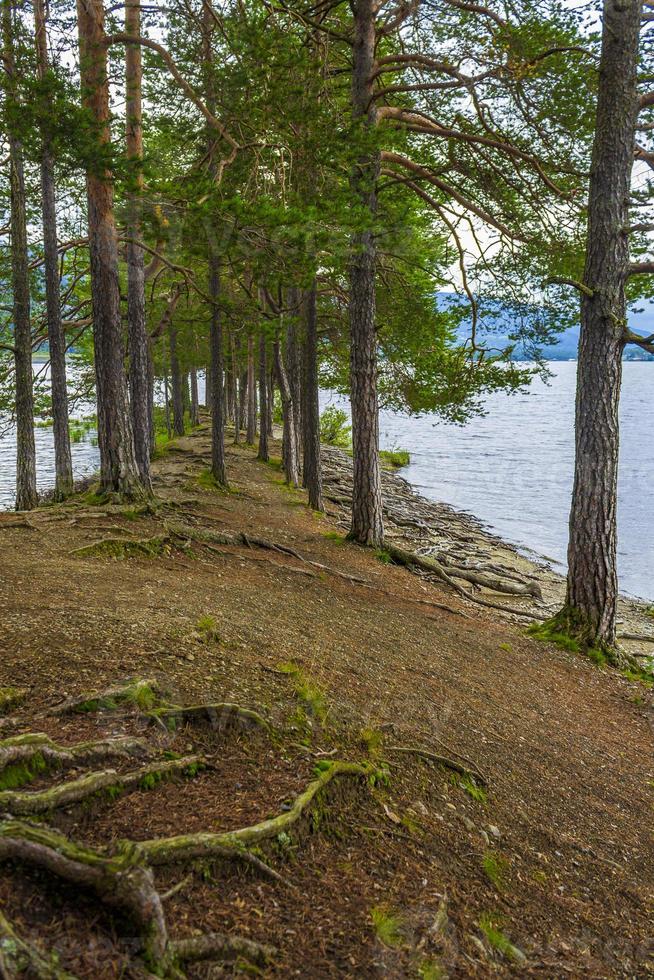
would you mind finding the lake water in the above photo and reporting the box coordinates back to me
[2,362,651,600]
[322,361,654,601]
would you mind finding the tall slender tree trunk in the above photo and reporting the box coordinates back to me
[238,369,248,442]
[348,0,383,545]
[285,288,302,467]
[189,368,199,427]
[76,0,142,496]
[163,373,171,439]
[274,333,299,487]
[225,334,235,423]
[267,371,274,437]
[209,256,227,483]
[34,0,73,501]
[202,1,226,484]
[125,0,152,486]
[258,331,269,462]
[246,333,257,444]
[302,281,323,511]
[169,325,184,437]
[3,0,38,511]
[232,343,241,443]
[562,0,641,654]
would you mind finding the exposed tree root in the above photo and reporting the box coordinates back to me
[0,820,170,969]
[145,702,271,733]
[0,734,151,789]
[51,678,164,715]
[135,760,372,864]
[0,910,78,979]
[386,745,487,787]
[167,522,369,584]
[0,756,203,816]
[71,535,171,560]
[385,543,544,619]
[170,931,275,966]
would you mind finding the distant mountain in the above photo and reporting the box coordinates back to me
[438,292,654,361]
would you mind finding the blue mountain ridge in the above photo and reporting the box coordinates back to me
[438,292,654,361]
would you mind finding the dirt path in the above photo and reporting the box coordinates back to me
[0,424,652,978]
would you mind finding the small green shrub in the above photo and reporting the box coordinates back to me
[319,407,352,448]
[379,447,410,468]
[196,614,220,643]
[482,851,508,890]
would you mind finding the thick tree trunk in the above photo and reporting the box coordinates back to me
[34,0,73,502]
[190,368,199,427]
[274,334,299,487]
[209,256,227,483]
[302,281,323,511]
[246,334,257,444]
[563,0,641,652]
[3,0,38,511]
[257,331,269,462]
[76,0,142,497]
[169,325,185,437]
[348,0,383,546]
[125,0,152,487]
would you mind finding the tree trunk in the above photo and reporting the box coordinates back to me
[246,334,257,444]
[257,331,269,462]
[76,0,142,497]
[225,335,235,423]
[34,0,73,502]
[347,0,383,546]
[302,281,323,511]
[232,337,241,444]
[169,325,185,437]
[163,373,172,439]
[285,288,302,468]
[267,370,274,437]
[563,0,641,653]
[190,368,199,427]
[273,334,299,487]
[3,0,38,511]
[209,256,227,483]
[202,1,226,484]
[238,369,248,442]
[125,0,152,487]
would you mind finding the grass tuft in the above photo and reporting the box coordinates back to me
[370,906,406,948]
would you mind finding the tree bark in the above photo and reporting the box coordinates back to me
[34,0,73,502]
[125,0,152,486]
[274,333,299,487]
[238,368,248,442]
[225,333,235,423]
[209,256,227,483]
[257,330,269,462]
[202,1,226,484]
[302,281,323,511]
[563,0,641,651]
[3,0,38,512]
[246,333,257,444]
[232,337,241,444]
[285,288,303,467]
[190,367,199,427]
[76,0,142,497]
[169,324,185,437]
[348,0,383,546]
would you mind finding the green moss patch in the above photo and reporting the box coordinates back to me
[0,688,26,716]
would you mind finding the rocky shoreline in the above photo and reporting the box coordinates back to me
[321,444,654,665]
